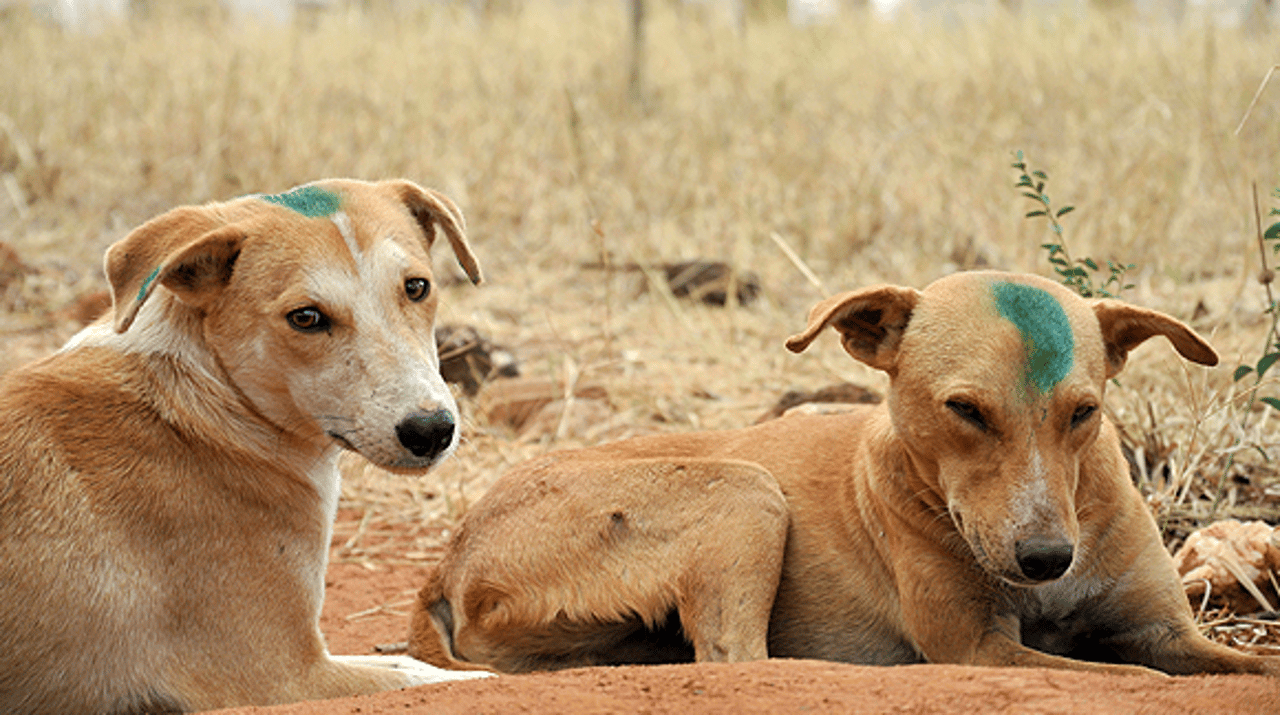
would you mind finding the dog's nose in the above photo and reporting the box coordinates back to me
[395,409,456,460]
[1014,537,1074,582]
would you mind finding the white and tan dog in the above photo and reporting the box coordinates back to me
[409,271,1280,677]
[0,179,492,714]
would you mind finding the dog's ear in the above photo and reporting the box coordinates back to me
[392,180,483,286]
[1093,300,1219,378]
[785,285,920,373]
[105,207,244,333]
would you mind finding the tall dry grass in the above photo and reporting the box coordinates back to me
[1,3,1278,553]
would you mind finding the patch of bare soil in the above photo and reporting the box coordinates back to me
[211,561,1280,715]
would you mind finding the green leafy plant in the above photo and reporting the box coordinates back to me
[1230,184,1280,413]
[1012,150,1134,300]
[1202,184,1280,519]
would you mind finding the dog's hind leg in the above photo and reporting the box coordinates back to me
[667,462,789,662]
[415,457,789,670]
[586,458,788,663]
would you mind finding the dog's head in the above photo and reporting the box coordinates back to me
[98,178,481,472]
[787,271,1217,586]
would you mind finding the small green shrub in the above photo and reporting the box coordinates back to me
[1230,186,1280,413]
[1012,150,1134,300]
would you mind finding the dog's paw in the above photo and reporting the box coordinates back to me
[330,654,494,685]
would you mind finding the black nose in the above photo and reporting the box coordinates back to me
[395,409,455,460]
[1015,537,1074,582]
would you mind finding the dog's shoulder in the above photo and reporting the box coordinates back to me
[3,341,150,407]
[0,342,218,485]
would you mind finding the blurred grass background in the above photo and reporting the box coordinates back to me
[1,1,1278,553]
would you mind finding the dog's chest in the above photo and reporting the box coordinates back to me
[1018,575,1121,658]
[303,455,343,610]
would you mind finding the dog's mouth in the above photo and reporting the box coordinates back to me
[967,537,1047,587]
[995,569,1058,588]
[324,411,457,472]
[963,529,1075,587]
[327,431,358,452]
[951,507,1069,588]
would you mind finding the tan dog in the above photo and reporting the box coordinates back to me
[409,271,1280,677]
[0,179,492,714]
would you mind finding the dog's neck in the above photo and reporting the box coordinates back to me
[64,294,335,483]
[858,412,969,558]
[64,295,214,377]
[61,296,344,616]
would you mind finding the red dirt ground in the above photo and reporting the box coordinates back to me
[210,561,1280,715]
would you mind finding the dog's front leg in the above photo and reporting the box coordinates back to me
[965,616,1160,676]
[328,655,493,685]
[268,654,491,705]
[893,547,1158,675]
[1107,620,1280,677]
[660,460,791,663]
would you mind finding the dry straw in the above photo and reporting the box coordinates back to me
[0,2,1277,569]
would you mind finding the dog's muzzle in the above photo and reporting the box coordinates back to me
[1014,536,1074,582]
[395,409,456,462]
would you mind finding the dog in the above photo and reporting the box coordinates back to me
[0,179,493,714]
[408,271,1280,677]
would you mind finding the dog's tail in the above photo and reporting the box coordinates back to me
[407,567,492,671]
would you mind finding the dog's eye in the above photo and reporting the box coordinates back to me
[1070,404,1097,429]
[946,400,987,431]
[405,278,430,302]
[286,307,330,333]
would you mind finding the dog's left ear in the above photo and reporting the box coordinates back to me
[105,206,245,333]
[1093,300,1219,378]
[392,181,483,286]
[785,285,920,374]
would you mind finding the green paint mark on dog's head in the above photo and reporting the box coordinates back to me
[261,185,341,218]
[137,266,161,302]
[992,281,1074,395]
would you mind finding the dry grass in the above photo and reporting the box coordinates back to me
[2,3,1279,639]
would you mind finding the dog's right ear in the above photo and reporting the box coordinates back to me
[785,285,920,373]
[105,206,244,333]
